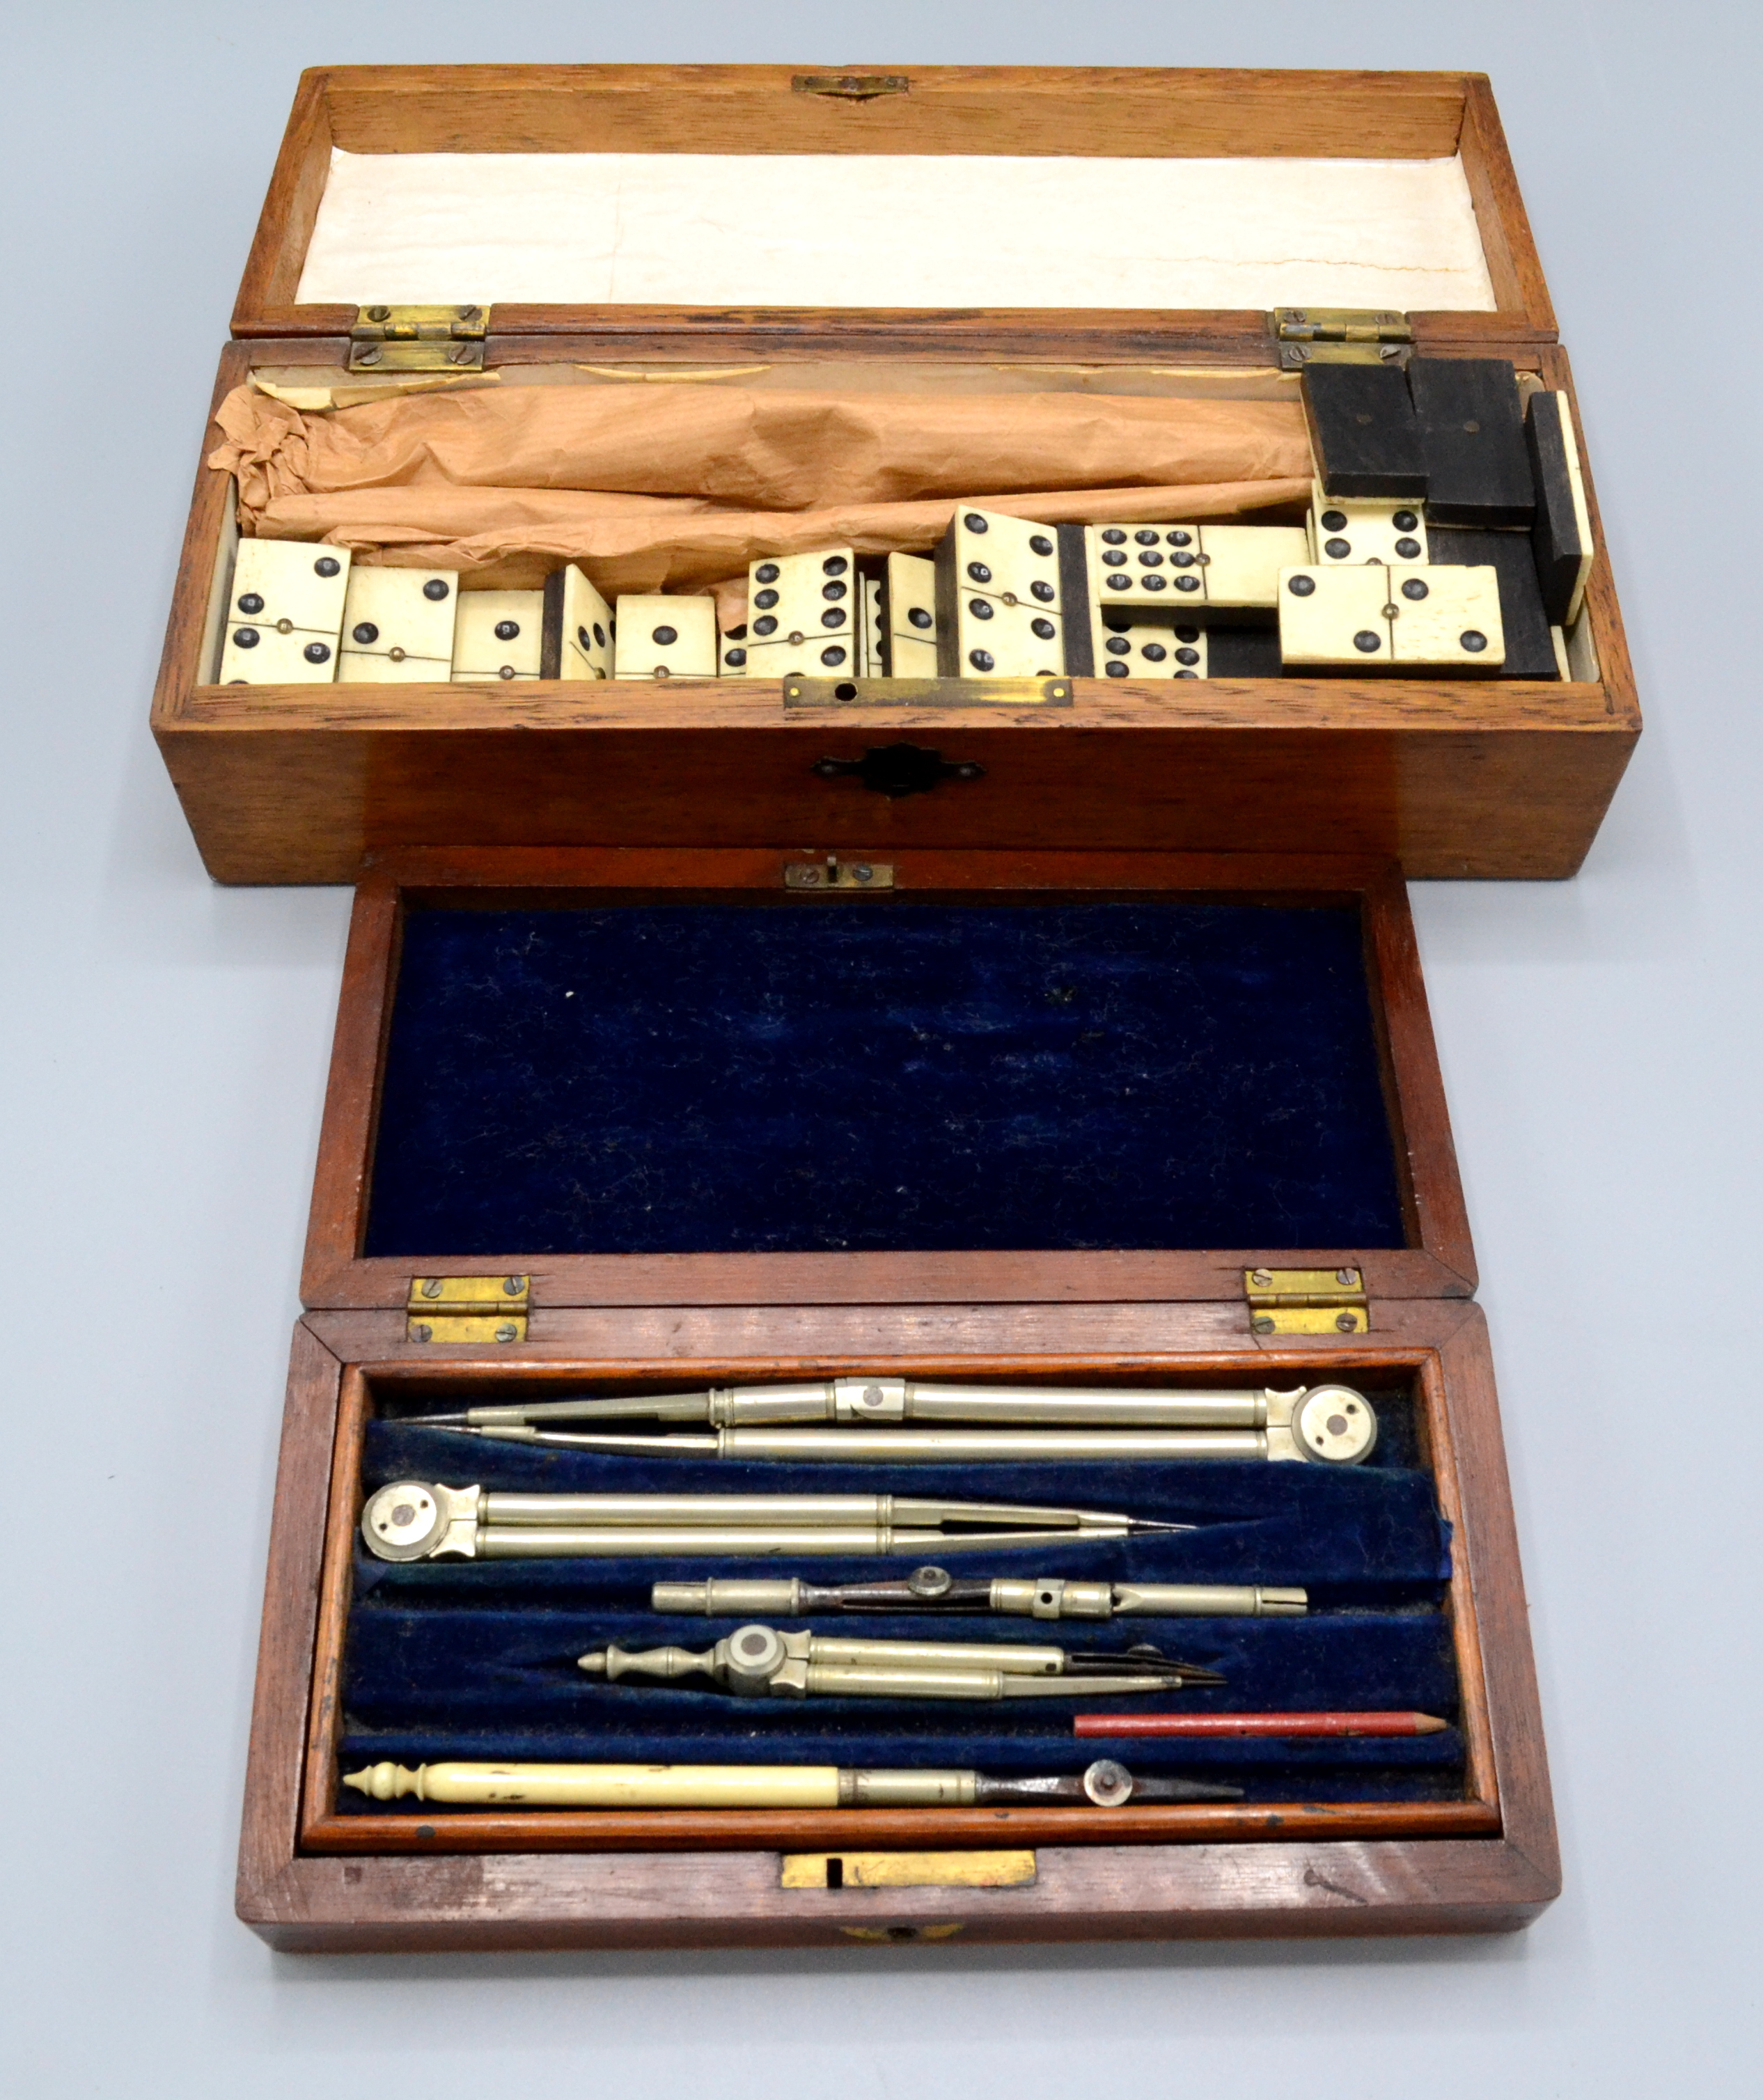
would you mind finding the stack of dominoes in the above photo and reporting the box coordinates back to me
[217,359,1591,691]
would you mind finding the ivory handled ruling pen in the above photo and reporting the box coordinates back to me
[344,1757,1244,1808]
[361,1483,1189,1562]
[1074,1711,1450,1739]
[575,1624,1225,1700]
[414,1379,1377,1466]
[654,1569,1310,1619]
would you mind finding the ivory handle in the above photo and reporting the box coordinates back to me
[343,1761,845,1808]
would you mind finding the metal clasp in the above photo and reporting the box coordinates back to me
[792,73,910,100]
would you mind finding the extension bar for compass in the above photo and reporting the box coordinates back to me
[416,1378,1376,1465]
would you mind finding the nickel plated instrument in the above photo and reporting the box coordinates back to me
[360,1483,1189,1563]
[575,1623,1225,1700]
[416,1378,1377,1466]
[654,1567,1308,1619]
[343,1757,1244,1809]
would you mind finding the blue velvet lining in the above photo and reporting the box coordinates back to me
[363,902,1408,1257]
[338,1410,1464,1806]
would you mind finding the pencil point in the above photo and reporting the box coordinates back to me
[1414,1712,1450,1734]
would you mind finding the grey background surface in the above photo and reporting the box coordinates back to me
[2,2,1757,2092]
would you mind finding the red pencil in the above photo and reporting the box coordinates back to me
[1074,1711,1450,1739]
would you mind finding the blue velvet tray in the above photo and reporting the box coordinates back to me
[363,899,1408,1258]
[337,1409,1465,1807]
[339,894,1455,1809]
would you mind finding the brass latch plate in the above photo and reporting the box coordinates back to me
[407,1274,530,1343]
[783,857,895,891]
[1272,308,1413,370]
[1244,1267,1369,1335]
[350,305,489,374]
[783,1850,1036,1890]
[784,677,1070,709]
[792,73,910,100]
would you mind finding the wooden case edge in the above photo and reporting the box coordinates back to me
[235,1306,1557,1951]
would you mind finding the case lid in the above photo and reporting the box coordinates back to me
[234,66,1555,352]
[301,847,1475,1323]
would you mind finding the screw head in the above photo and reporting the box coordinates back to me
[1335,1311,1359,1333]
[1250,1269,1274,1288]
[421,1278,443,1298]
[1251,1315,1276,1335]
[503,1276,524,1295]
[1336,1269,1357,1286]
[356,345,383,366]
[494,1322,518,1343]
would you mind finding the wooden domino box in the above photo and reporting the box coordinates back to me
[237,845,1556,1951]
[152,65,1636,883]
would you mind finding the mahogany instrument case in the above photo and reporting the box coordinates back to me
[153,64,1638,885]
[238,845,1557,1951]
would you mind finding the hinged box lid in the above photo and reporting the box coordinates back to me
[234,65,1555,356]
[301,847,1476,1326]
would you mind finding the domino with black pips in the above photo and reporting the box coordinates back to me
[1524,390,1594,625]
[1300,362,1427,499]
[737,549,859,676]
[880,552,940,677]
[338,567,457,682]
[1083,523,1308,622]
[540,565,615,680]
[1308,484,1429,566]
[858,569,884,677]
[1090,613,1209,680]
[450,591,544,681]
[611,595,719,681]
[1407,358,1534,528]
[1427,528,1558,680]
[218,540,350,682]
[1278,563,1505,671]
[934,508,1065,677]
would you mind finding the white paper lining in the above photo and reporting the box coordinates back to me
[295,149,1497,313]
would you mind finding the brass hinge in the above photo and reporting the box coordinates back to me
[793,72,910,100]
[1244,1267,1369,1335]
[407,1274,529,1343]
[783,855,895,891]
[1271,308,1413,370]
[349,305,489,374]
